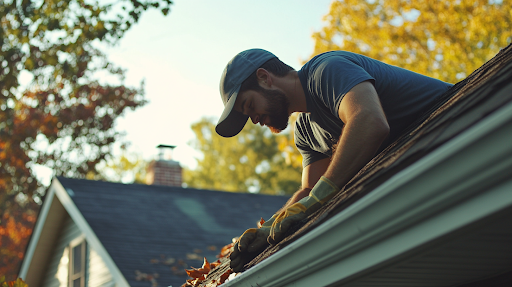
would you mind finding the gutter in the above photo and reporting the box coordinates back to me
[223,99,512,287]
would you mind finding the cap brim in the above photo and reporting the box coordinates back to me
[215,91,248,137]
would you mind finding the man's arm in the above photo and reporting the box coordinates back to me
[276,157,330,214]
[276,80,388,213]
[324,80,389,188]
[278,80,388,210]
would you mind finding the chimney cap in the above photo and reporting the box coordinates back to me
[157,144,176,149]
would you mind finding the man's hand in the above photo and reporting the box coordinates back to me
[229,176,339,272]
[230,217,276,272]
[267,203,307,244]
[268,176,338,243]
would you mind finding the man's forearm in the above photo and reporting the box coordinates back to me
[324,114,389,189]
[276,116,387,216]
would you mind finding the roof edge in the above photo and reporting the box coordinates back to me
[223,92,512,286]
[51,178,131,287]
[19,182,57,283]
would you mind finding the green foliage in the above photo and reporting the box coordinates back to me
[312,0,512,83]
[184,118,302,195]
[0,0,172,280]
[97,150,148,184]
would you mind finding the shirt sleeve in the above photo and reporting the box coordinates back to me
[307,55,376,118]
[294,115,329,168]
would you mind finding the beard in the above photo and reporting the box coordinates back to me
[259,87,291,134]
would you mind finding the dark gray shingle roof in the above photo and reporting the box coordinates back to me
[57,177,288,287]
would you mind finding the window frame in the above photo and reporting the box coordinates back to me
[68,238,86,287]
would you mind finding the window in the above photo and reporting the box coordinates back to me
[69,240,86,287]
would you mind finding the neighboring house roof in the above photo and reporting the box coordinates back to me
[19,177,288,287]
[200,45,512,286]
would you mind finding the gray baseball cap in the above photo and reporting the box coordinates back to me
[216,49,277,137]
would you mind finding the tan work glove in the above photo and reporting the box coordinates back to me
[230,215,276,272]
[230,176,338,272]
[268,176,338,244]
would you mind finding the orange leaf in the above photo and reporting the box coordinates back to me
[185,269,208,279]
[210,259,221,269]
[257,217,266,228]
[201,257,210,271]
[185,257,211,279]
[218,269,232,285]
[184,278,202,287]
[217,243,234,258]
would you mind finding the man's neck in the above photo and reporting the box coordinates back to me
[275,71,307,114]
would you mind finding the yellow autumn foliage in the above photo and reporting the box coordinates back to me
[278,0,512,168]
[0,277,28,287]
[311,0,512,83]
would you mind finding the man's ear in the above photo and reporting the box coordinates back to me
[256,68,272,89]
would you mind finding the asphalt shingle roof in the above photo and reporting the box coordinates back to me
[57,177,288,287]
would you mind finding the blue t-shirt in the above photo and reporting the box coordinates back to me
[295,51,453,168]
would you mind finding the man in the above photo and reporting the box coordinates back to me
[216,49,452,271]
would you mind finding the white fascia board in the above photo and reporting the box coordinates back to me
[224,100,512,287]
[19,183,57,280]
[52,178,131,287]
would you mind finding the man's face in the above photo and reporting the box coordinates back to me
[235,87,290,133]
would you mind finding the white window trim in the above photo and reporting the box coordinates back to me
[69,237,86,287]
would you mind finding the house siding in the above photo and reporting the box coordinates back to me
[41,215,115,287]
[88,247,114,287]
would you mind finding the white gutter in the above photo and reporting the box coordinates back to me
[224,99,512,287]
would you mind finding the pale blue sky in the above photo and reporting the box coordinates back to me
[34,0,335,184]
[104,0,334,170]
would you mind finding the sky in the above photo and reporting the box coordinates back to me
[36,0,335,184]
[108,0,334,166]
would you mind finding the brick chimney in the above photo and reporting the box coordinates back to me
[146,145,182,187]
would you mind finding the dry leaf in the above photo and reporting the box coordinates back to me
[150,258,159,264]
[183,278,202,287]
[163,257,175,265]
[217,243,234,258]
[185,257,210,279]
[218,269,232,285]
[257,217,265,228]
[187,253,202,260]
[210,259,221,269]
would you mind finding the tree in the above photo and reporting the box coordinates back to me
[0,208,36,280]
[98,149,148,184]
[311,0,512,83]
[0,0,172,280]
[183,117,302,195]
[0,277,28,287]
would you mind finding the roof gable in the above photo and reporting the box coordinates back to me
[20,177,288,287]
[19,178,130,287]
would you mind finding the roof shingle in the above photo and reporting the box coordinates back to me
[57,177,288,287]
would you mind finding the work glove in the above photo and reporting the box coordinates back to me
[268,176,338,244]
[230,176,338,272]
[230,215,276,272]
